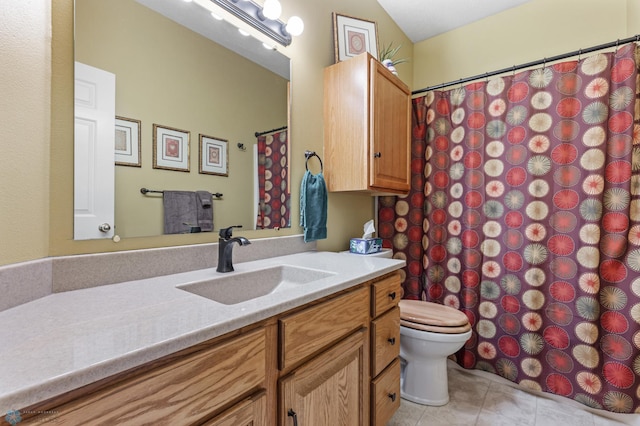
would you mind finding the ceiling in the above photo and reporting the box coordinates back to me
[376,0,532,43]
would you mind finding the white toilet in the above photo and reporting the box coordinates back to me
[399,300,472,406]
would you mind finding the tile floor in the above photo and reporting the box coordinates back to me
[388,361,640,426]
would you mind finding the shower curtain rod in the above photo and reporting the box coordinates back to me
[412,34,640,96]
[255,125,287,137]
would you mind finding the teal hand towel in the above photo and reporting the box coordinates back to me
[300,170,327,242]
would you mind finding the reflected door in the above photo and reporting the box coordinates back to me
[74,62,115,240]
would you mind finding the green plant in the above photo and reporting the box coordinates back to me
[379,43,409,66]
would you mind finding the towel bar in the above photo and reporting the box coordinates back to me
[140,188,223,198]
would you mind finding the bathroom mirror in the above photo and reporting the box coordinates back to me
[74,0,291,240]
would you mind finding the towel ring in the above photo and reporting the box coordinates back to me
[304,150,323,173]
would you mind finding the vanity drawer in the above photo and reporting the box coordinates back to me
[371,272,402,317]
[279,286,369,370]
[371,306,400,377]
[24,328,267,425]
[371,358,401,426]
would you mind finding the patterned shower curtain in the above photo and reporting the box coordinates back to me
[379,44,640,413]
[256,129,290,229]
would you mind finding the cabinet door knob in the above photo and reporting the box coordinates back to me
[388,392,397,402]
[388,291,396,300]
[374,152,382,158]
[387,337,396,345]
[288,409,299,426]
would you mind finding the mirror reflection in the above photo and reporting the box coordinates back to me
[74,0,291,240]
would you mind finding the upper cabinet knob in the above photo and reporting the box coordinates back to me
[374,152,382,158]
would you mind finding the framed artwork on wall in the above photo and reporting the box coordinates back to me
[115,116,141,167]
[332,13,378,63]
[199,134,228,176]
[152,124,190,172]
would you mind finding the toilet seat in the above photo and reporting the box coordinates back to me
[399,300,471,334]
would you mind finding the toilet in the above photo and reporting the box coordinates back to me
[399,299,472,406]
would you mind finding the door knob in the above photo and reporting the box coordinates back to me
[98,223,112,232]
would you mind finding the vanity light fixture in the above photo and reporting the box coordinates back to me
[197,0,304,46]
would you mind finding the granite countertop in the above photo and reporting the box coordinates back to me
[0,251,404,413]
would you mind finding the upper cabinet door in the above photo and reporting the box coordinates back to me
[323,53,410,195]
[369,59,411,193]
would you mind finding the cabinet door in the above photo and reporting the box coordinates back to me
[280,329,368,426]
[370,59,411,193]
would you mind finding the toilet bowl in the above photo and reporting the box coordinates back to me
[399,300,472,406]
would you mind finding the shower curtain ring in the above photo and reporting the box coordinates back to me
[616,39,620,52]
[578,48,582,62]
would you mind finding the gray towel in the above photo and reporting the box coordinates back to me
[163,191,198,234]
[196,190,214,232]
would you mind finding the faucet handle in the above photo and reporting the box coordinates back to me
[219,225,243,240]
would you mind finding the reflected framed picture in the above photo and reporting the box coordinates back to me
[199,134,228,176]
[153,124,190,172]
[332,13,378,63]
[115,116,141,167]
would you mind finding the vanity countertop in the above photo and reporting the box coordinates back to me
[0,251,404,413]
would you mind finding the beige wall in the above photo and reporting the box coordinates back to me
[0,0,411,266]
[76,0,288,238]
[0,0,51,265]
[413,0,635,91]
[3,0,638,266]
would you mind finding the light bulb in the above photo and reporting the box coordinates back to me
[262,42,276,50]
[262,0,281,20]
[238,28,250,36]
[285,16,304,36]
[210,12,223,20]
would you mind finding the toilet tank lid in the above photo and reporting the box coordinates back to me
[399,300,469,327]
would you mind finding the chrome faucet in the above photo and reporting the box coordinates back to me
[216,225,251,273]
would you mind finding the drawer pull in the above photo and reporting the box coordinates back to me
[387,337,396,345]
[288,409,299,426]
[388,392,397,402]
[388,291,396,300]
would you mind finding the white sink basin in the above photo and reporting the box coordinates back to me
[177,265,336,305]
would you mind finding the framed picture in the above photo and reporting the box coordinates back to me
[333,13,378,63]
[153,124,190,172]
[199,134,228,176]
[115,116,141,167]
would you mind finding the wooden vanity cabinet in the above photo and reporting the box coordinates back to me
[18,272,403,426]
[278,287,370,425]
[323,52,411,194]
[370,273,402,426]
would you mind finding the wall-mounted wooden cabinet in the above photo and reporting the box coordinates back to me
[324,52,411,194]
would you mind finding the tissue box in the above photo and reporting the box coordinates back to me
[349,238,383,254]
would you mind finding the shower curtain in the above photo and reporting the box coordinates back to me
[379,43,640,413]
[255,129,290,229]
